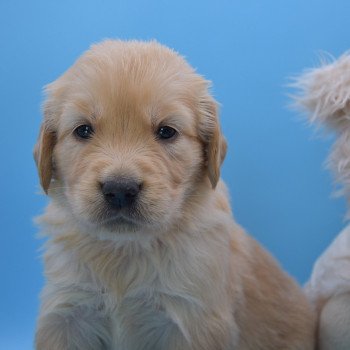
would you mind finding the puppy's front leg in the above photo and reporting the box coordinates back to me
[35,286,112,350]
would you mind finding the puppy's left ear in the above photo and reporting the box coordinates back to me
[33,123,56,194]
[198,95,227,189]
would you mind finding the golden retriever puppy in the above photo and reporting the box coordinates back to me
[34,40,315,350]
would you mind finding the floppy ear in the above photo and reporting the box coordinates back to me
[198,95,227,189]
[33,123,56,194]
[293,53,350,131]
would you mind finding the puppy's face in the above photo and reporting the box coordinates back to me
[35,41,226,234]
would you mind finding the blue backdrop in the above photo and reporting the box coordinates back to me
[1,1,350,348]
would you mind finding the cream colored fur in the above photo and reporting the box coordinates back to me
[294,53,350,350]
[34,40,315,349]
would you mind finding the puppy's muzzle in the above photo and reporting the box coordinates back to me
[101,179,142,210]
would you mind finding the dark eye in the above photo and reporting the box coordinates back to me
[74,124,94,140]
[157,126,177,140]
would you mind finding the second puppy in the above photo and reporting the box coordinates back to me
[295,53,350,350]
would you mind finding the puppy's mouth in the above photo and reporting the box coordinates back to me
[93,205,146,231]
[73,180,167,233]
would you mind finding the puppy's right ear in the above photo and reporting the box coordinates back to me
[293,53,350,131]
[33,123,56,194]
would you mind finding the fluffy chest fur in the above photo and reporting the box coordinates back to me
[39,199,242,349]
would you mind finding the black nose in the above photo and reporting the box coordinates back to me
[101,180,141,209]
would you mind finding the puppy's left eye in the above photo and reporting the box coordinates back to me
[157,126,177,140]
[74,124,94,140]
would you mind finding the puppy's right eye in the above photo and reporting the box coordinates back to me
[74,124,94,140]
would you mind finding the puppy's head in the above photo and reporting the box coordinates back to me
[35,40,226,233]
[293,53,350,203]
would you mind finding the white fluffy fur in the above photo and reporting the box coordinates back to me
[305,225,350,304]
[294,53,350,349]
[293,53,350,129]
